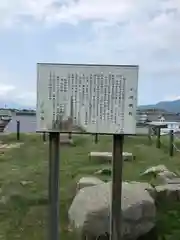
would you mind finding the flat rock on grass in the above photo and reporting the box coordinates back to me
[0,143,24,151]
[69,181,156,240]
[89,152,134,163]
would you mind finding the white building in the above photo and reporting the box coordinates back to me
[154,116,180,135]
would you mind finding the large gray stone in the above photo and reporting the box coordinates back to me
[76,177,104,192]
[68,182,156,240]
[164,178,180,184]
[155,184,180,202]
[156,170,179,184]
[124,181,156,199]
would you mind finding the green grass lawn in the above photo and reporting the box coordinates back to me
[0,133,180,239]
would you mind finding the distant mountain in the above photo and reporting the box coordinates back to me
[139,99,180,113]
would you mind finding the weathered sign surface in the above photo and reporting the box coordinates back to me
[36,63,139,134]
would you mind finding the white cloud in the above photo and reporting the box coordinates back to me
[0,80,35,107]
[0,0,56,28]
[54,0,180,104]
[1,0,180,50]
[0,83,15,97]
[0,0,131,27]
[0,0,180,105]
[0,65,36,107]
[163,95,180,102]
[14,91,36,107]
[0,0,179,27]
[0,85,36,107]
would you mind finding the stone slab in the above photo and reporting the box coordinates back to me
[89,151,135,162]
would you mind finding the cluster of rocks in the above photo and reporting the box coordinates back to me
[68,165,180,239]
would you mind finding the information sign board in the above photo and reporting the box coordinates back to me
[36,63,139,134]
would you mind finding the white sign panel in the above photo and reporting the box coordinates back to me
[36,63,139,134]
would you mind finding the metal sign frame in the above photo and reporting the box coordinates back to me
[111,134,124,240]
[36,63,138,135]
[36,62,139,240]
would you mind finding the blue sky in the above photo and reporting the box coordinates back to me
[0,0,180,108]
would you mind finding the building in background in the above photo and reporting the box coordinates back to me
[136,108,180,134]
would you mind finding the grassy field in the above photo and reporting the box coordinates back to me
[0,133,180,239]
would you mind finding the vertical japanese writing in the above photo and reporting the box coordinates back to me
[39,65,136,134]
[48,72,52,100]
